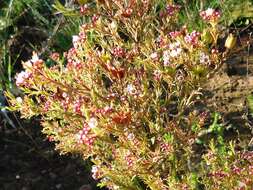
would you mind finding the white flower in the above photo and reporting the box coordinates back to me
[110,21,117,30]
[72,35,80,43]
[62,92,68,98]
[169,41,180,49]
[76,133,82,141]
[88,117,98,128]
[126,84,135,94]
[104,106,112,112]
[31,52,39,63]
[91,165,98,173]
[168,42,182,58]
[199,52,210,64]
[127,133,135,141]
[23,60,32,69]
[150,52,158,60]
[15,71,31,86]
[170,48,182,58]
[163,50,170,66]
[205,8,214,17]
[153,70,162,80]
[23,52,42,70]
[72,35,80,48]
[16,97,23,104]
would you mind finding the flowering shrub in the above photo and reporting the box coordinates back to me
[7,1,252,190]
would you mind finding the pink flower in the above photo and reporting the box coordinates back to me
[169,31,181,39]
[166,4,181,16]
[122,8,133,17]
[88,117,98,128]
[92,15,99,24]
[91,165,102,180]
[154,70,162,80]
[125,152,134,167]
[15,71,32,87]
[76,123,96,147]
[184,31,200,46]
[50,52,60,61]
[112,47,125,58]
[200,8,221,22]
[163,50,170,66]
[80,4,88,15]
[150,52,158,60]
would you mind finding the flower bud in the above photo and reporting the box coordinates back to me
[225,34,236,49]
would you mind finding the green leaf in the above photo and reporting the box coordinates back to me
[163,133,174,143]
[191,123,199,133]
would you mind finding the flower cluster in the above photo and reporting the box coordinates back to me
[169,30,182,39]
[184,30,201,47]
[15,71,32,87]
[200,8,221,22]
[203,149,253,189]
[112,47,125,58]
[166,4,181,16]
[76,123,96,147]
[91,165,103,180]
[15,52,44,87]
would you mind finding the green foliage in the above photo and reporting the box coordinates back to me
[0,0,84,90]
[176,0,253,30]
[0,0,53,90]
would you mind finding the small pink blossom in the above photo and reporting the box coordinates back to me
[15,71,32,87]
[169,31,181,39]
[200,8,221,22]
[91,165,102,180]
[112,47,125,58]
[125,152,134,167]
[73,100,82,114]
[92,15,99,24]
[88,117,98,128]
[166,4,181,16]
[163,50,170,66]
[76,123,96,147]
[122,8,133,17]
[150,52,158,60]
[50,52,60,61]
[184,31,201,46]
[199,52,210,64]
[154,70,162,80]
[80,4,88,14]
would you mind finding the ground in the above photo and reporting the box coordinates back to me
[0,118,100,190]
